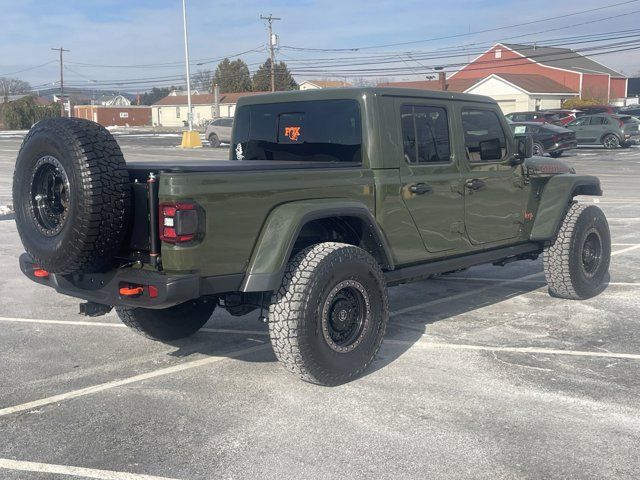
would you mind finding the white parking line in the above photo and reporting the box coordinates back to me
[0,343,269,418]
[386,340,640,361]
[0,316,268,336]
[611,244,640,256]
[0,458,181,480]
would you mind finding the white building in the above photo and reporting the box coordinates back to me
[299,80,352,90]
[151,91,266,127]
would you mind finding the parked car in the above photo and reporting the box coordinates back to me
[204,117,233,147]
[542,109,583,125]
[575,105,620,116]
[619,106,640,118]
[509,122,577,157]
[504,111,563,126]
[566,114,640,148]
[13,89,610,385]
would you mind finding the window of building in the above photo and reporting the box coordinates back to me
[400,105,451,164]
[461,109,507,162]
[495,49,502,59]
[176,107,181,118]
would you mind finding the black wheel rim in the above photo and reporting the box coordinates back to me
[321,280,370,353]
[581,230,603,277]
[29,155,70,236]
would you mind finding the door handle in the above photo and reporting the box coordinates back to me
[409,183,433,195]
[465,178,486,191]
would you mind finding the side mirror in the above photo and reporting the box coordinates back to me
[514,134,533,161]
[479,138,502,161]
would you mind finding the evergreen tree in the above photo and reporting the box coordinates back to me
[252,59,298,92]
[213,58,252,93]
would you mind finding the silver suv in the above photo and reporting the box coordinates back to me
[204,117,233,147]
[566,114,640,149]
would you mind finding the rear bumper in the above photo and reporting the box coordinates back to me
[19,253,242,309]
[548,140,577,152]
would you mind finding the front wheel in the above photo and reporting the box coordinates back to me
[543,203,611,300]
[532,141,545,156]
[268,243,388,386]
[115,298,216,341]
[602,134,620,149]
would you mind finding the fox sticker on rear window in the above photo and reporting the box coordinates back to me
[279,113,305,143]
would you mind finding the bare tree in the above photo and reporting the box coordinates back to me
[0,77,32,99]
[191,69,214,93]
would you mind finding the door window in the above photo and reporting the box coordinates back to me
[461,109,507,161]
[589,117,606,125]
[400,105,451,164]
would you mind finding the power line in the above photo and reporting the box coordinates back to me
[280,0,640,52]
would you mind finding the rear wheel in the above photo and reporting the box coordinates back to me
[602,134,620,149]
[532,141,545,156]
[208,134,220,148]
[115,298,216,341]
[543,203,610,300]
[268,243,388,386]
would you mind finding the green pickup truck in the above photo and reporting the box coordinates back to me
[13,87,610,385]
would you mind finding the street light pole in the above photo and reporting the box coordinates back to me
[182,0,193,131]
[180,0,201,148]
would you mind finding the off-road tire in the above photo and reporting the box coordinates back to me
[115,298,216,341]
[269,242,388,386]
[13,118,130,274]
[543,203,610,300]
[208,134,220,148]
[532,141,545,156]
[602,133,620,149]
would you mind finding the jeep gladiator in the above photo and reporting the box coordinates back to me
[13,87,611,385]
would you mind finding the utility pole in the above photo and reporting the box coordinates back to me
[51,47,69,116]
[260,14,280,92]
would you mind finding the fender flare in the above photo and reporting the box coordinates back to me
[530,174,602,241]
[240,200,394,292]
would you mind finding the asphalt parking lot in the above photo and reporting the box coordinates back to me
[0,131,639,479]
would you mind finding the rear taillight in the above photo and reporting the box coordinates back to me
[159,201,199,243]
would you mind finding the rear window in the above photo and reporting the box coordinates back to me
[232,99,362,163]
[620,116,639,124]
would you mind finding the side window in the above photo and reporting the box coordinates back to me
[590,117,605,125]
[400,105,451,164]
[461,109,507,162]
[223,118,234,127]
[175,107,181,119]
[570,117,589,126]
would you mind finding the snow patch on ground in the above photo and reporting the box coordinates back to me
[0,205,14,216]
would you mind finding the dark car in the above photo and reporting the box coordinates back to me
[543,109,583,125]
[509,121,577,157]
[505,111,563,126]
[620,106,640,118]
[575,105,620,116]
[566,114,640,148]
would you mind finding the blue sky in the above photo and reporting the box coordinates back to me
[1,0,639,92]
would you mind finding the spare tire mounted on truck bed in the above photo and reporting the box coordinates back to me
[13,117,131,274]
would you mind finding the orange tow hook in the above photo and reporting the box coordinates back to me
[119,284,144,297]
